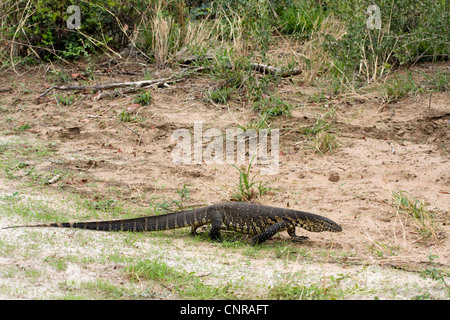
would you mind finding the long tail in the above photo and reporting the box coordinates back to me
[2,208,210,232]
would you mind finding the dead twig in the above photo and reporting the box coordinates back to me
[37,66,205,100]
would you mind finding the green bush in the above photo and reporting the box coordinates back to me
[212,0,272,57]
[278,0,328,38]
[323,0,449,85]
[1,0,140,61]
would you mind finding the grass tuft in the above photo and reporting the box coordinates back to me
[392,189,446,244]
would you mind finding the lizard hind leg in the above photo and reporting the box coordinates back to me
[208,211,223,242]
[287,226,309,243]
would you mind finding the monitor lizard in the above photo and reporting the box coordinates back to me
[2,202,342,245]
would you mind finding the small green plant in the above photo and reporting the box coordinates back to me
[419,254,450,297]
[82,62,97,82]
[47,69,71,84]
[238,113,269,131]
[367,241,399,258]
[300,106,337,154]
[134,90,153,106]
[312,132,338,154]
[301,117,333,136]
[16,122,31,133]
[307,91,328,103]
[118,111,133,122]
[230,157,269,202]
[0,191,21,201]
[268,274,348,300]
[252,95,292,118]
[56,94,75,106]
[209,86,234,104]
[392,189,445,243]
[149,199,177,215]
[423,71,449,92]
[125,258,236,299]
[149,184,191,214]
[175,183,191,210]
[382,73,424,103]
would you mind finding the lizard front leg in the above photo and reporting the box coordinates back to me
[251,220,288,246]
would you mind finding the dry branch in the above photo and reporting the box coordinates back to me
[37,67,205,100]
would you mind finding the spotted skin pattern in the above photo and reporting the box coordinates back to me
[3,202,342,245]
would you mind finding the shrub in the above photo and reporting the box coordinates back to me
[278,0,329,39]
[1,0,141,62]
[323,0,449,86]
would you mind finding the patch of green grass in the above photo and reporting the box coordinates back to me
[15,121,31,133]
[312,131,338,154]
[382,73,425,103]
[58,279,143,300]
[209,86,234,104]
[423,71,449,92]
[278,0,328,38]
[1,196,68,223]
[307,91,329,103]
[418,254,450,297]
[148,184,191,214]
[0,191,21,202]
[301,117,333,136]
[84,280,138,299]
[367,241,399,258]
[0,139,57,181]
[268,273,350,300]
[82,198,117,212]
[134,90,153,106]
[300,106,338,154]
[56,94,75,106]
[238,113,269,131]
[0,139,54,159]
[125,258,238,299]
[252,95,292,118]
[47,69,72,84]
[0,239,18,257]
[44,255,79,271]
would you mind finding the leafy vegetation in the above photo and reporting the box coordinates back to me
[134,90,153,106]
[1,0,447,98]
[230,156,269,202]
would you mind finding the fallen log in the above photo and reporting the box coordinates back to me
[179,55,302,77]
[248,63,302,77]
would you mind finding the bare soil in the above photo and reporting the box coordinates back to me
[0,59,448,299]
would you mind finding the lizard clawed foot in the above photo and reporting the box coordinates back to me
[291,236,310,243]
